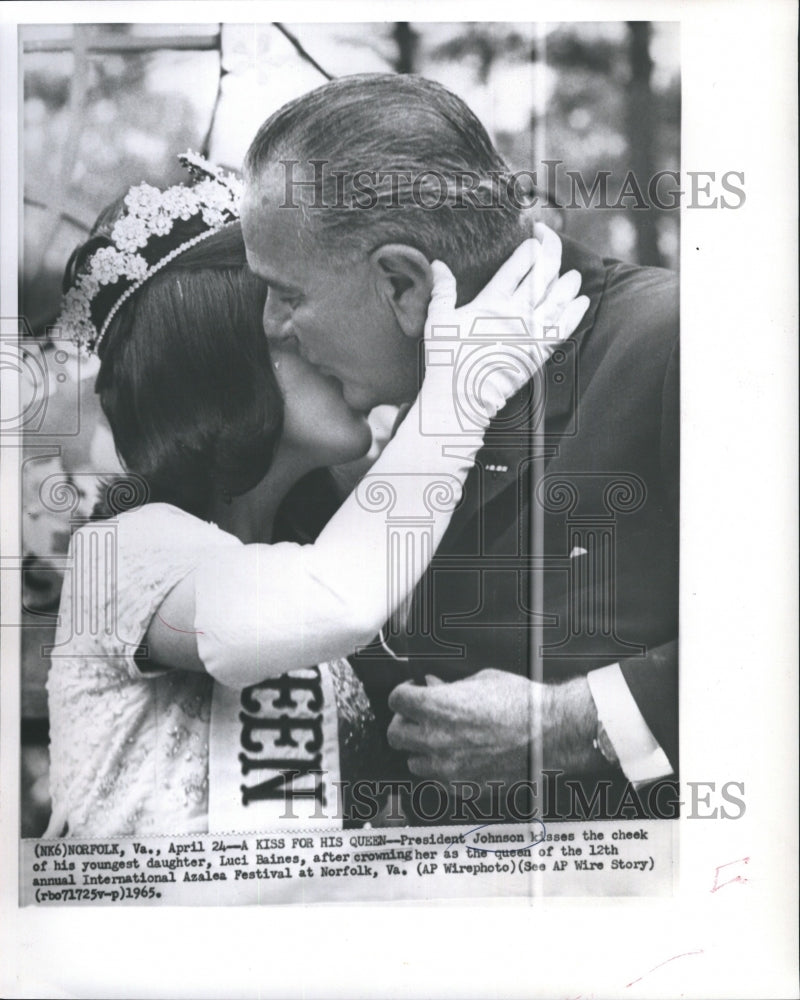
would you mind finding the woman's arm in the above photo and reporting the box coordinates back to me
[148,227,589,686]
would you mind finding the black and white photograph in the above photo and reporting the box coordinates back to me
[0,3,796,998]
[18,16,680,857]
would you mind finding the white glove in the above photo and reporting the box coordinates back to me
[417,222,589,438]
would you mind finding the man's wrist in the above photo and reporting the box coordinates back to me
[540,677,613,775]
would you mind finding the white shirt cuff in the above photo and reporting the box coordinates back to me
[587,663,674,787]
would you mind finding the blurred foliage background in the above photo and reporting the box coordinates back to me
[18,21,679,836]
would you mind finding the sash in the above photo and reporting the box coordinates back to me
[208,664,343,832]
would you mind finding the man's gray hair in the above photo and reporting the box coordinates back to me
[244,73,530,298]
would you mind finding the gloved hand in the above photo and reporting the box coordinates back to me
[418,222,589,437]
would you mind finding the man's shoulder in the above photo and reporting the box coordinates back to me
[560,239,678,372]
[601,259,678,360]
[603,256,678,309]
[562,235,677,335]
[561,233,677,289]
[544,236,678,419]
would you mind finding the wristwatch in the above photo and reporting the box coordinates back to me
[593,719,620,767]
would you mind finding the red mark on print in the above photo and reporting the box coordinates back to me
[710,856,750,893]
[156,612,204,636]
[625,950,704,989]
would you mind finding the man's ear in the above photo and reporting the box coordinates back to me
[369,244,433,340]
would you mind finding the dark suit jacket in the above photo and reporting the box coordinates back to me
[352,236,679,818]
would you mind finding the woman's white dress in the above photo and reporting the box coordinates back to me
[45,503,375,838]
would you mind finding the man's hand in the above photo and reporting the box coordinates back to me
[387,669,602,783]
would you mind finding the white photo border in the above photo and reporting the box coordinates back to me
[1,2,797,998]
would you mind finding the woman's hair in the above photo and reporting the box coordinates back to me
[68,213,283,521]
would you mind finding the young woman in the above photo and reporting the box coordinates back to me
[45,159,587,837]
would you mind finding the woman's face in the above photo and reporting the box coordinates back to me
[272,347,373,466]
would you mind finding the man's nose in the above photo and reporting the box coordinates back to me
[262,293,294,342]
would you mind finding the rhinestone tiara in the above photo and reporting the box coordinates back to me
[55,151,243,354]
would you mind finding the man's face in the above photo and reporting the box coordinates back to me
[241,173,421,411]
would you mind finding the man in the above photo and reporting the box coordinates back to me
[240,73,678,823]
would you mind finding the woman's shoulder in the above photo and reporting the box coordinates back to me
[83,500,235,538]
[116,501,222,531]
[70,501,242,570]
[54,502,242,665]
